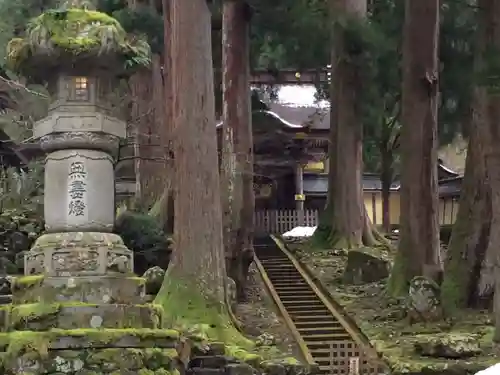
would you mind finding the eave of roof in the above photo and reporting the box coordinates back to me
[216,109,306,130]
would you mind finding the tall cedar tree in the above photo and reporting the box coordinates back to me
[155,0,248,344]
[221,0,254,302]
[476,0,500,340]
[440,1,491,312]
[149,0,175,233]
[388,0,440,296]
[127,0,166,210]
[314,0,384,249]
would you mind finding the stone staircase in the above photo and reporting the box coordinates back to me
[255,237,386,375]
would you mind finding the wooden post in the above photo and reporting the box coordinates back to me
[295,163,305,226]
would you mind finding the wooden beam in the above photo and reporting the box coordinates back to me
[250,69,329,84]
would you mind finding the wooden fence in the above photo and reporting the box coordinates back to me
[254,209,319,234]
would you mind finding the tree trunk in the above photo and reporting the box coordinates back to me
[388,0,440,296]
[129,69,153,205]
[128,0,170,214]
[478,0,500,342]
[158,0,175,233]
[380,150,393,233]
[221,0,254,302]
[441,122,490,312]
[155,0,247,345]
[312,0,383,249]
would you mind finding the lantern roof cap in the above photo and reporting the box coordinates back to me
[6,8,151,80]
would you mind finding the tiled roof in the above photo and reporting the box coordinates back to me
[267,103,330,129]
[303,173,400,195]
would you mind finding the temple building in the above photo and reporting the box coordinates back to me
[0,79,463,231]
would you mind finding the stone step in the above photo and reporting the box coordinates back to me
[5,303,162,331]
[12,275,146,305]
[1,345,181,374]
[0,328,179,351]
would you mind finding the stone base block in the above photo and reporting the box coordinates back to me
[24,232,133,276]
[6,303,162,331]
[2,346,180,374]
[12,275,146,305]
[0,328,179,351]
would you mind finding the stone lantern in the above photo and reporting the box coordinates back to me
[1,8,181,373]
[25,71,133,276]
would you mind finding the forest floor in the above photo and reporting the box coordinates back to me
[234,262,302,360]
[284,239,498,374]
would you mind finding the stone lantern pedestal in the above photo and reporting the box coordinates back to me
[0,10,182,371]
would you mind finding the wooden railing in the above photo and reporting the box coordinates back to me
[254,209,319,234]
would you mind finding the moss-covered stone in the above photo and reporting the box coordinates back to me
[7,302,163,331]
[6,8,151,77]
[3,347,180,374]
[407,276,443,323]
[0,328,178,351]
[12,275,146,305]
[413,333,481,359]
[342,247,390,284]
[0,330,182,373]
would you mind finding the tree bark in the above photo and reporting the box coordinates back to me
[441,121,490,312]
[380,149,393,233]
[221,0,254,301]
[312,0,383,249]
[477,0,500,341]
[388,0,440,296]
[155,0,175,233]
[128,0,171,217]
[155,0,247,344]
[129,69,153,205]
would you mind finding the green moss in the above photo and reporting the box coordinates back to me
[132,277,148,286]
[441,221,474,313]
[386,244,410,297]
[13,276,148,305]
[49,328,180,343]
[309,207,336,249]
[226,345,262,367]
[33,232,125,248]
[12,275,44,289]
[154,272,252,349]
[0,329,180,358]
[8,302,165,330]
[4,331,50,359]
[225,345,302,370]
[11,303,61,326]
[0,333,181,371]
[6,8,151,76]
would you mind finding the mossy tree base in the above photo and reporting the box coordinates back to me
[309,208,389,251]
[155,274,303,370]
[386,248,411,297]
[155,271,252,347]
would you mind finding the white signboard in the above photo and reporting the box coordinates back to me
[349,357,360,375]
